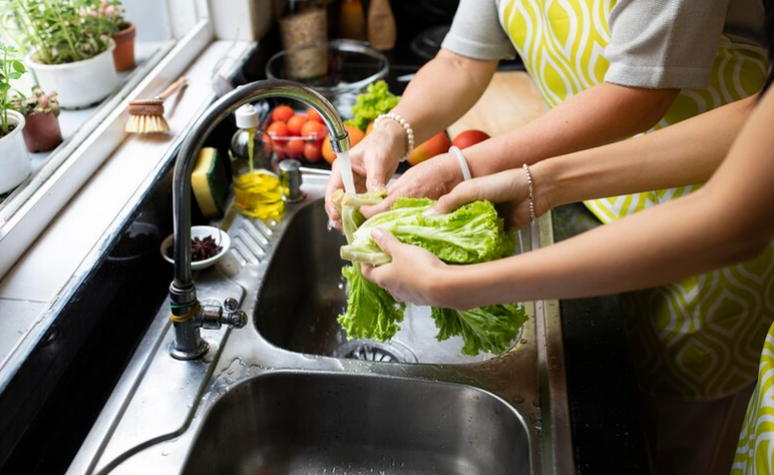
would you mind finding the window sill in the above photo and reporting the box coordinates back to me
[0,37,254,378]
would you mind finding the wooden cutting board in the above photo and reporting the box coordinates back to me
[447,71,547,138]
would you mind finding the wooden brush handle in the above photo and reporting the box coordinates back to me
[155,77,188,101]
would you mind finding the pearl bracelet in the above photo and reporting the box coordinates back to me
[522,163,537,223]
[374,112,415,162]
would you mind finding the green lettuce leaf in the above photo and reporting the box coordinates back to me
[338,263,405,341]
[431,304,528,356]
[341,198,514,265]
[337,191,526,356]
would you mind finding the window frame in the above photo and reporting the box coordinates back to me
[0,1,214,279]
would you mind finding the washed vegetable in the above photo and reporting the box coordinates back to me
[345,80,401,132]
[335,190,405,341]
[432,304,527,356]
[341,198,514,266]
[336,191,526,355]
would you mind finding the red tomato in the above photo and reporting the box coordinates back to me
[286,115,308,136]
[266,120,289,137]
[300,120,327,141]
[286,138,306,158]
[451,129,490,150]
[303,141,323,162]
[306,107,325,124]
[271,105,294,123]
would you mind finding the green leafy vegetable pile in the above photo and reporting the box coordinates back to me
[345,80,401,132]
[334,191,527,356]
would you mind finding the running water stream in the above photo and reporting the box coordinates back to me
[336,150,356,194]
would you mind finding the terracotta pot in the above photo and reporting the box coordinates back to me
[112,22,136,71]
[22,112,63,153]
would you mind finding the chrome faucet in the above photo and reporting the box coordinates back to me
[169,80,350,360]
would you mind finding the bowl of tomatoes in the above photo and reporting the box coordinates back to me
[265,104,365,166]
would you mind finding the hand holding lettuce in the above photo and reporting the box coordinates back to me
[334,190,527,356]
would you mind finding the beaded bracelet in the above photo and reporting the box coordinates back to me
[522,163,537,223]
[374,112,415,162]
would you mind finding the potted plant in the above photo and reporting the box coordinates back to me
[101,0,135,71]
[11,85,62,153]
[3,0,121,109]
[0,44,31,195]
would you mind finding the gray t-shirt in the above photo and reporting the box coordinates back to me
[441,0,765,89]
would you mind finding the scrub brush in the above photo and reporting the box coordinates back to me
[125,76,188,134]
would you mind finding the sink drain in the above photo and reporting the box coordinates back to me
[331,340,418,363]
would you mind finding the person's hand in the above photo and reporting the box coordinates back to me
[359,153,465,218]
[427,168,537,228]
[324,121,406,228]
[361,228,449,307]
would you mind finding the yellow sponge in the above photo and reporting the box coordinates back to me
[191,147,229,219]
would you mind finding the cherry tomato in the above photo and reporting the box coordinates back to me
[287,115,308,136]
[304,141,323,162]
[451,129,490,150]
[300,120,327,141]
[266,121,289,137]
[271,105,295,123]
[306,107,325,124]
[286,138,306,158]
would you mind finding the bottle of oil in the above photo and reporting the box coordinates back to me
[230,104,285,221]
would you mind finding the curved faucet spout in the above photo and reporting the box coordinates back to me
[169,79,350,360]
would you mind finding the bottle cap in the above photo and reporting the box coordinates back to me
[235,104,260,129]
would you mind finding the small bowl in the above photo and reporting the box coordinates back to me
[160,226,231,271]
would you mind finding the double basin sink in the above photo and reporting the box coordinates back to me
[67,171,571,475]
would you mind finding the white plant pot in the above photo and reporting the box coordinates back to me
[27,41,119,109]
[0,111,32,195]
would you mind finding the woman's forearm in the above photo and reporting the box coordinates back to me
[461,82,680,178]
[436,92,774,310]
[391,50,498,145]
[533,97,756,212]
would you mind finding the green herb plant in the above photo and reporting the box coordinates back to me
[335,190,528,356]
[2,0,123,65]
[0,43,26,138]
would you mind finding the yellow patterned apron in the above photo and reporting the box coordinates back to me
[733,324,774,474]
[499,0,774,399]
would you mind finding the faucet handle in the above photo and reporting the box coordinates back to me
[200,298,248,330]
[223,297,248,328]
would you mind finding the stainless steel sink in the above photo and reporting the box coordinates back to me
[253,202,350,358]
[182,371,530,475]
[66,171,571,475]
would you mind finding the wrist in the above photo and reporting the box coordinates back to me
[529,161,556,217]
[374,112,415,162]
[436,153,466,193]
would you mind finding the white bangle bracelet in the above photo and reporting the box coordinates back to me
[522,163,537,223]
[448,146,472,181]
[374,112,415,162]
